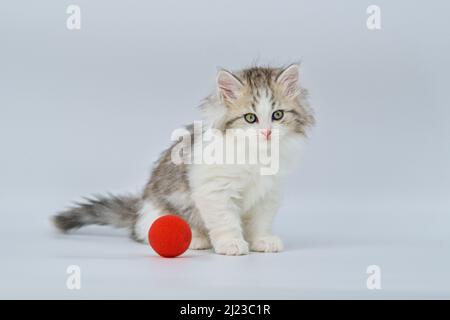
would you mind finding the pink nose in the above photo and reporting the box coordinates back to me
[261,129,272,139]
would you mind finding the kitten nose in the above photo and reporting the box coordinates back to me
[261,129,272,140]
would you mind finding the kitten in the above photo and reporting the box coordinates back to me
[53,64,314,255]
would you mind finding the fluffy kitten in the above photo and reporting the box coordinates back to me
[53,64,314,255]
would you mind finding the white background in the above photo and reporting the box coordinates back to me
[1,0,449,298]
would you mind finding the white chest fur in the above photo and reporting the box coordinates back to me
[239,169,278,213]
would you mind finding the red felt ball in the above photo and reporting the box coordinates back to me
[148,215,192,258]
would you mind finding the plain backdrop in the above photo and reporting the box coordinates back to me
[0,0,449,299]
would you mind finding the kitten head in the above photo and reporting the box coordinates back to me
[201,64,314,141]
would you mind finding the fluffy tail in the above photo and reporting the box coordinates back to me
[53,194,141,233]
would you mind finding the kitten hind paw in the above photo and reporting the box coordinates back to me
[250,236,283,253]
[189,235,212,250]
[214,238,249,256]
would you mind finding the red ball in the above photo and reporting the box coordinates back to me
[148,215,192,258]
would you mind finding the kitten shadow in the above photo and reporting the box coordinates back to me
[52,225,129,239]
[284,236,396,251]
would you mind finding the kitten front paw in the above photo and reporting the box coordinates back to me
[214,238,249,256]
[189,235,212,250]
[250,236,283,253]
[130,229,147,244]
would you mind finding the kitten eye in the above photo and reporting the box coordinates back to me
[244,113,258,124]
[272,110,284,121]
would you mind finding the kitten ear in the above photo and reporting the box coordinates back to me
[276,64,300,98]
[217,69,244,103]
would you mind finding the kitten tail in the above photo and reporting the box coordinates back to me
[53,194,141,236]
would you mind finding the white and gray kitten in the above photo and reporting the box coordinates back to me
[53,64,314,255]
